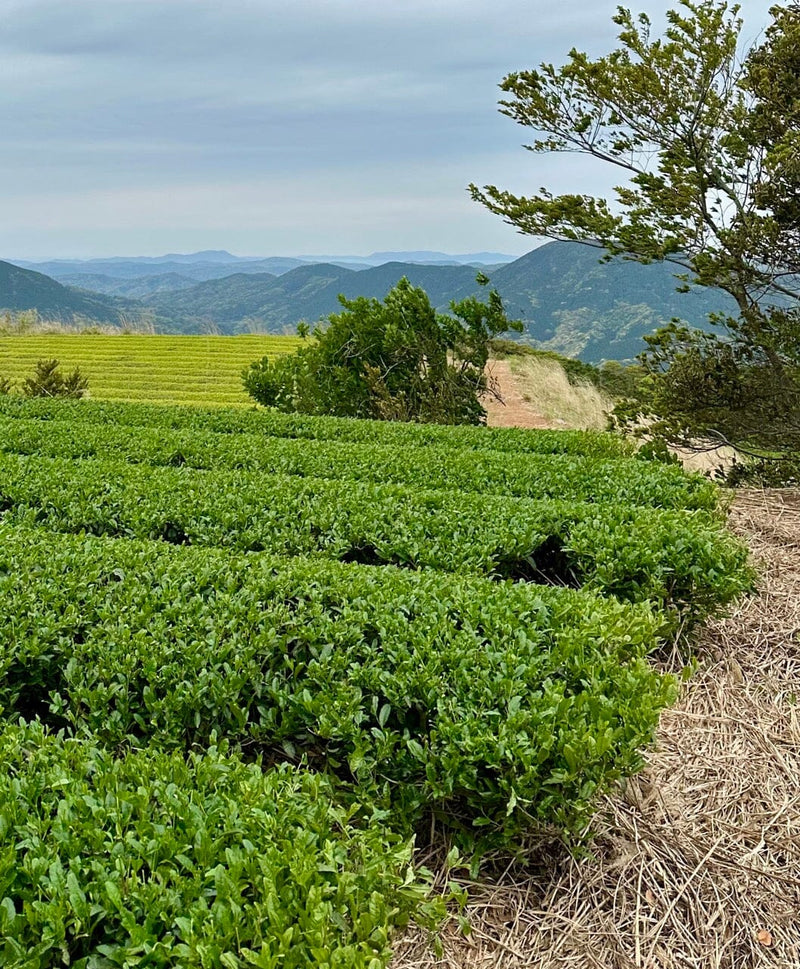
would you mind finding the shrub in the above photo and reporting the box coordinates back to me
[0,423,718,508]
[243,276,521,424]
[0,394,636,457]
[21,359,88,399]
[0,526,678,845]
[0,722,433,967]
[0,454,751,620]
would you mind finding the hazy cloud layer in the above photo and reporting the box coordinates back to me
[0,0,774,258]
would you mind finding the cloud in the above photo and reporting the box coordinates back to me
[0,0,777,257]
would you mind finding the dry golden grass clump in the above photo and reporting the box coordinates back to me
[508,355,614,431]
[394,489,800,969]
[483,357,613,431]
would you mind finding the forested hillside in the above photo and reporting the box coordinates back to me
[3,243,739,360]
[0,260,142,325]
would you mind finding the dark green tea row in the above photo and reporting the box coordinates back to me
[1,524,675,843]
[0,395,633,457]
[0,454,750,619]
[0,414,718,509]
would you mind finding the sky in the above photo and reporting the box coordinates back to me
[0,0,776,260]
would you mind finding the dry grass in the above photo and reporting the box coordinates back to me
[671,445,738,477]
[0,318,129,336]
[507,356,614,431]
[393,489,800,969]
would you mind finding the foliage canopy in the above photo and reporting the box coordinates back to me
[243,276,521,424]
[471,1,800,467]
[21,358,89,399]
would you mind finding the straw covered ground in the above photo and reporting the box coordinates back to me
[394,488,800,969]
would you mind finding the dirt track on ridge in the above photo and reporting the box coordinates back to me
[483,359,554,429]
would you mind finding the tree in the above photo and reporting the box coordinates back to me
[22,359,89,399]
[470,1,800,465]
[243,276,521,424]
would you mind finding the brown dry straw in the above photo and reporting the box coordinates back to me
[393,488,800,969]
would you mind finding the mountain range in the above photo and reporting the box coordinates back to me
[0,260,141,325]
[1,243,743,362]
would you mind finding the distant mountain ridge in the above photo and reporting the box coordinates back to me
[14,257,309,283]
[2,243,750,361]
[15,249,517,283]
[142,243,737,360]
[58,272,200,299]
[146,262,481,332]
[0,260,143,325]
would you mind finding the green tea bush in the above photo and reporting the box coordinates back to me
[0,526,676,844]
[0,414,719,508]
[0,722,430,968]
[0,395,634,457]
[0,455,750,619]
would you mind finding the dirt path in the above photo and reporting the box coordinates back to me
[483,359,554,429]
[394,489,800,969]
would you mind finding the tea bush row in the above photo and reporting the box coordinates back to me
[0,525,676,845]
[0,415,718,509]
[0,395,633,457]
[0,454,750,620]
[0,722,428,968]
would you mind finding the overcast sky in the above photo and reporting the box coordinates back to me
[0,0,775,260]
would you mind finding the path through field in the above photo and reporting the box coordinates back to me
[483,359,554,429]
[394,489,800,969]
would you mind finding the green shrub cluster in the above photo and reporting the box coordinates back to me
[0,722,429,968]
[242,277,520,424]
[0,395,634,457]
[0,455,749,621]
[0,359,89,399]
[0,526,675,844]
[0,414,717,507]
[0,397,752,963]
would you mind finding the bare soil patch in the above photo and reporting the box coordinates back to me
[483,359,554,429]
[393,489,800,968]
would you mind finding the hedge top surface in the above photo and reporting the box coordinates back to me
[0,452,751,619]
[0,413,720,509]
[1,524,676,844]
[0,395,634,457]
[0,722,429,969]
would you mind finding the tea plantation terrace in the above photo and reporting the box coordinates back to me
[0,397,751,966]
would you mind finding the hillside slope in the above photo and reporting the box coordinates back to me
[0,260,141,325]
[3,243,748,360]
[148,242,738,355]
[490,241,738,361]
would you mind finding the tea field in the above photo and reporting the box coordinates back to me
[0,396,752,967]
[0,334,301,406]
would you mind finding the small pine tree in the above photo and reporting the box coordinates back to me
[22,359,89,399]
